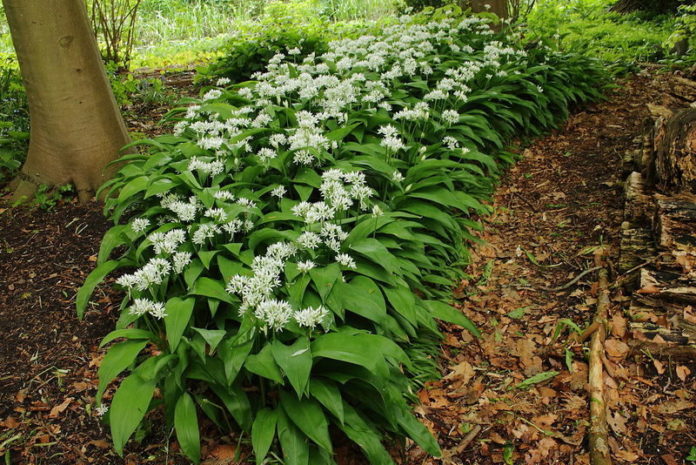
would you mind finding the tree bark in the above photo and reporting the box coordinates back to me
[3,0,130,203]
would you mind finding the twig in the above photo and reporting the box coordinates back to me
[541,266,602,292]
[588,267,612,465]
[454,425,482,454]
[569,321,600,344]
[511,191,539,212]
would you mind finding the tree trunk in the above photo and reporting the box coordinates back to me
[3,0,130,203]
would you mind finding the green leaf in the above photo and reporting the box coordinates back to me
[422,300,480,337]
[99,329,155,348]
[164,297,195,352]
[252,408,278,465]
[192,277,235,304]
[272,337,312,397]
[507,306,530,320]
[212,384,253,431]
[277,410,310,465]
[309,264,341,301]
[117,175,149,203]
[97,225,128,264]
[338,402,393,465]
[192,328,227,351]
[97,340,148,403]
[175,393,201,464]
[76,260,123,319]
[309,379,344,424]
[280,391,332,452]
[510,371,559,390]
[245,345,284,384]
[339,276,387,323]
[110,373,156,455]
[349,239,400,275]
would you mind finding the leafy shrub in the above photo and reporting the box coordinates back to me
[80,8,607,465]
[201,0,378,84]
[0,59,28,185]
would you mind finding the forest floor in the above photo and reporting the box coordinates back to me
[0,69,695,465]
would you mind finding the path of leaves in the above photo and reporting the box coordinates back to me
[407,72,696,465]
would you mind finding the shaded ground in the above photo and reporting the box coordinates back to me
[0,70,694,465]
[408,71,696,465]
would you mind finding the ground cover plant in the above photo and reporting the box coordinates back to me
[526,0,681,73]
[0,58,28,184]
[77,7,609,464]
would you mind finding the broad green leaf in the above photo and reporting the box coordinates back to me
[272,337,312,397]
[423,300,480,337]
[110,373,156,455]
[309,379,344,424]
[280,391,332,452]
[309,264,341,301]
[192,328,226,351]
[337,278,386,324]
[277,410,310,465]
[252,408,278,465]
[77,260,123,319]
[99,329,155,348]
[245,345,284,384]
[175,393,201,464]
[164,297,195,352]
[338,402,393,465]
[192,277,235,304]
[97,340,148,403]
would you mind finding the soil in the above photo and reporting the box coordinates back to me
[1,69,694,465]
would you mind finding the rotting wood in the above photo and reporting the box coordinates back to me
[645,108,696,193]
[588,266,612,465]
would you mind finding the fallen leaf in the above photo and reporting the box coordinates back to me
[208,444,236,459]
[611,314,627,338]
[656,399,695,414]
[604,339,629,360]
[48,397,74,419]
[1,416,19,429]
[653,359,665,375]
[676,365,691,381]
[607,411,627,435]
[444,360,474,386]
[88,439,111,449]
[615,450,639,462]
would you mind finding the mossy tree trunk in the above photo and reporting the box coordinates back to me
[2,0,129,203]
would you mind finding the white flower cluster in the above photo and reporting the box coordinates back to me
[225,242,329,331]
[128,297,167,319]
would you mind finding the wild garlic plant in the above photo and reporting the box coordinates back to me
[79,6,607,465]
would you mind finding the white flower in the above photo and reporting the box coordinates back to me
[372,205,384,216]
[297,231,322,249]
[214,190,235,201]
[257,147,277,163]
[95,404,109,417]
[254,299,294,331]
[294,305,329,329]
[203,89,222,100]
[192,224,220,245]
[216,77,231,86]
[271,185,287,199]
[392,171,404,182]
[297,260,316,273]
[381,136,405,152]
[443,136,460,150]
[442,109,459,124]
[172,252,192,273]
[128,298,167,319]
[336,253,357,269]
[288,47,301,55]
[204,208,228,223]
[130,218,150,233]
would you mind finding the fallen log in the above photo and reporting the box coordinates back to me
[645,108,696,193]
[589,267,612,465]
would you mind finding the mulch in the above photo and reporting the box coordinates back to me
[0,70,694,465]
